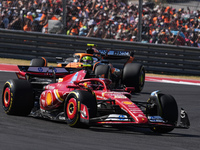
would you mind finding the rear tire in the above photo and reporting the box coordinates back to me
[148,93,178,133]
[30,57,47,67]
[2,79,34,116]
[122,63,145,93]
[64,90,97,127]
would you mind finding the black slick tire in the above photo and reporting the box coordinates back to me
[148,93,178,133]
[30,57,47,67]
[94,65,111,79]
[122,63,145,93]
[2,79,34,116]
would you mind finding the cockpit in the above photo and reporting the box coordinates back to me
[76,78,112,91]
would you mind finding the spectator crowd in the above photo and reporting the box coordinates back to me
[1,0,200,47]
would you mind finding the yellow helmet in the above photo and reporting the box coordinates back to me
[82,56,93,64]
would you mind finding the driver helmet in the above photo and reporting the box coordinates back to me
[82,56,93,64]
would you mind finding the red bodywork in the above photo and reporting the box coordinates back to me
[8,65,189,130]
[30,69,149,125]
[14,66,190,130]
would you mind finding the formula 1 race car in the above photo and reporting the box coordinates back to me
[55,44,145,93]
[2,66,190,133]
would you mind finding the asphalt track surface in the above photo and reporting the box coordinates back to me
[0,72,200,150]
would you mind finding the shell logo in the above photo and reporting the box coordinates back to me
[46,92,52,106]
[58,78,63,82]
[122,101,133,105]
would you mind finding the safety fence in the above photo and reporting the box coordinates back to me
[141,0,200,11]
[0,29,200,75]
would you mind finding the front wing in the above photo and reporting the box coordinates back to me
[88,108,190,129]
[29,102,190,129]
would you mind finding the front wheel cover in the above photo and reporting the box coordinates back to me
[65,93,80,127]
[2,86,12,112]
[66,97,80,126]
[64,90,97,127]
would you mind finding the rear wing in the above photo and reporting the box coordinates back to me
[97,50,134,60]
[86,44,134,60]
[18,66,69,73]
[17,66,77,79]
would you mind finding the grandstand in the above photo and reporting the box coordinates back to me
[0,0,200,47]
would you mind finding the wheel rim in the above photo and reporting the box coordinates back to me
[139,70,145,88]
[3,87,11,108]
[66,98,77,120]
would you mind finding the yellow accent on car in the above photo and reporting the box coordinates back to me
[69,101,80,127]
[46,92,52,106]
[55,89,64,101]
[70,91,79,98]
[122,101,133,105]
[5,81,12,88]
[81,64,92,67]
[87,44,97,47]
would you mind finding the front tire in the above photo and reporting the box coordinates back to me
[94,65,111,79]
[122,63,145,93]
[147,93,178,133]
[64,90,97,127]
[2,79,34,115]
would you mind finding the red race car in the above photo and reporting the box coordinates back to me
[2,66,190,133]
